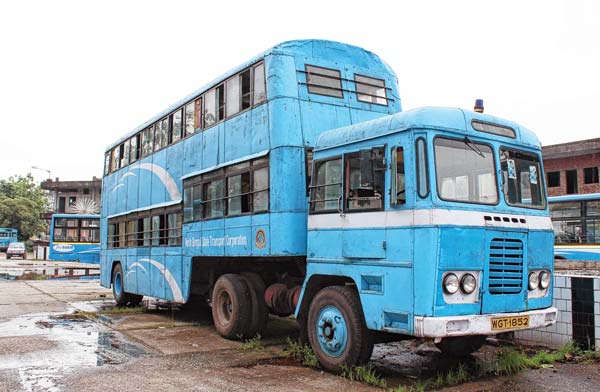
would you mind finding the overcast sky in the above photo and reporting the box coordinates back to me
[1,0,598,183]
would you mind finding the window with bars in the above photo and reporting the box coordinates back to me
[183,156,269,222]
[305,64,343,98]
[107,208,182,249]
[105,62,266,174]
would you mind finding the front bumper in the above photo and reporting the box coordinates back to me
[414,307,557,338]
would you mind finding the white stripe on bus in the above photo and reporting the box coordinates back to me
[307,209,552,230]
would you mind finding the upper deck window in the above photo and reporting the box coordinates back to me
[306,65,343,98]
[434,137,498,205]
[355,75,387,105]
[500,149,546,209]
[472,120,516,139]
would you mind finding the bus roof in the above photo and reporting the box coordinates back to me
[106,39,394,152]
[314,107,541,152]
[52,213,100,219]
[548,193,600,203]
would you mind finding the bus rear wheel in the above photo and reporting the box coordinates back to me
[240,272,269,338]
[112,263,143,307]
[211,274,253,339]
[435,336,487,356]
[307,286,373,373]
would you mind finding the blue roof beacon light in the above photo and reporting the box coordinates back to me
[474,99,484,113]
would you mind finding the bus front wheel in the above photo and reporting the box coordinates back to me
[435,335,487,356]
[112,263,143,307]
[307,286,373,373]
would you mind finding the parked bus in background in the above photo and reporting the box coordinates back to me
[49,214,100,263]
[100,40,556,372]
[0,228,18,252]
[549,193,600,261]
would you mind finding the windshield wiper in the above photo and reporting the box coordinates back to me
[464,136,485,158]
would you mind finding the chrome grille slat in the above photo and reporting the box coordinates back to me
[488,238,523,294]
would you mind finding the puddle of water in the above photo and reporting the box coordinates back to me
[0,310,146,391]
[0,266,100,281]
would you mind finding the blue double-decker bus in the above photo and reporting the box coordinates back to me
[49,214,100,263]
[100,39,556,372]
[549,193,600,261]
[0,228,18,251]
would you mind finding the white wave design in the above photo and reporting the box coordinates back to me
[128,163,181,201]
[137,258,184,303]
[125,262,148,280]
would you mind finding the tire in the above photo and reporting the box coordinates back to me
[211,274,253,340]
[240,272,269,338]
[112,263,143,306]
[307,286,373,373]
[436,336,487,356]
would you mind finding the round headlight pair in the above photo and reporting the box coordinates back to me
[443,273,477,295]
[529,270,551,290]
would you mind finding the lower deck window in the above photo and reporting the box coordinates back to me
[107,208,182,249]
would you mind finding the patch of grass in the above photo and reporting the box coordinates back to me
[285,337,318,368]
[340,365,387,388]
[241,334,264,351]
[445,362,470,385]
[493,348,531,375]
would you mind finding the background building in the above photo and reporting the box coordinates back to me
[543,138,600,197]
[40,177,102,219]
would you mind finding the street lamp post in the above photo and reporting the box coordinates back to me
[31,165,51,180]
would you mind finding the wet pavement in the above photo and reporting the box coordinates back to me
[1,260,599,391]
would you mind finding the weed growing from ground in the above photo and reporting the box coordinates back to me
[340,365,387,388]
[241,334,264,351]
[285,337,318,367]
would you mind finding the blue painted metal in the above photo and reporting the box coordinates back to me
[49,214,100,264]
[100,39,553,343]
[0,228,18,251]
[301,106,553,334]
[100,39,401,302]
[316,305,348,357]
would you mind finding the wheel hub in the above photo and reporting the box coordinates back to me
[316,306,347,357]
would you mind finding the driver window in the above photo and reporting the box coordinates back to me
[346,147,385,211]
[392,147,406,205]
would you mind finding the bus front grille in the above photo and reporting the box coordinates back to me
[488,238,523,294]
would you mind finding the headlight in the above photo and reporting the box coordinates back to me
[539,270,551,289]
[460,273,477,294]
[528,271,539,290]
[443,273,459,294]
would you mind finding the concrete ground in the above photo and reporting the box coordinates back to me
[1,259,599,391]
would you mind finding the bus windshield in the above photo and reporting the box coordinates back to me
[434,137,498,205]
[500,149,546,209]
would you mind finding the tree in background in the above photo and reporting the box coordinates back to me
[0,174,48,241]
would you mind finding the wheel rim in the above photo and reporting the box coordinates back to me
[316,305,348,358]
[114,271,122,295]
[217,291,233,323]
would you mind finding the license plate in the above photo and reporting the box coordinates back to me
[491,315,530,331]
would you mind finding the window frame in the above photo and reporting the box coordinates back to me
[183,156,270,222]
[499,147,547,210]
[305,64,344,98]
[433,136,499,206]
[354,73,388,106]
[309,156,343,214]
[416,137,430,198]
